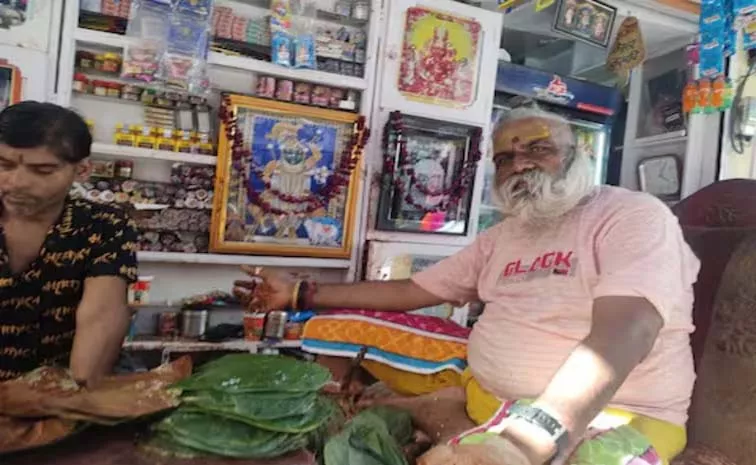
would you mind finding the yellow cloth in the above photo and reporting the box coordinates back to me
[363,363,686,464]
[462,369,686,465]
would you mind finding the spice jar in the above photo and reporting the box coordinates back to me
[106,82,122,98]
[102,52,122,74]
[352,1,369,20]
[121,84,141,101]
[92,80,108,97]
[72,73,90,93]
[94,53,106,71]
[334,0,351,16]
[116,160,134,179]
[275,79,294,101]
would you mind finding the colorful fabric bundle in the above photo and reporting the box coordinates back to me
[302,310,470,376]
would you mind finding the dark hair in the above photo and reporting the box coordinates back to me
[0,101,92,163]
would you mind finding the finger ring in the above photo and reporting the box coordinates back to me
[254,266,263,275]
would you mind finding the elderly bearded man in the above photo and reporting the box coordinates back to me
[234,106,699,465]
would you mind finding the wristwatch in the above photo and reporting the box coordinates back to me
[507,403,569,458]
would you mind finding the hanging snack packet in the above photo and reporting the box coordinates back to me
[272,32,293,67]
[294,2,317,69]
[699,39,725,77]
[271,0,292,33]
[175,0,213,19]
[121,0,171,83]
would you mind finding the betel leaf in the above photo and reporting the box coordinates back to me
[185,395,336,433]
[156,409,308,459]
[175,355,331,394]
[323,407,414,465]
[182,390,318,420]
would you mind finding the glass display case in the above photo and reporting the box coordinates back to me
[635,47,689,140]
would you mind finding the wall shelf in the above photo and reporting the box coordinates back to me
[73,28,368,91]
[137,251,352,269]
[631,130,688,148]
[91,142,218,165]
[122,339,302,352]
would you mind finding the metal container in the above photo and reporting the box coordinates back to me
[157,312,179,338]
[181,310,209,338]
[263,310,288,340]
[352,1,369,20]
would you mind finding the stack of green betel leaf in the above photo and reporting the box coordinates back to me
[147,354,337,460]
[323,406,415,465]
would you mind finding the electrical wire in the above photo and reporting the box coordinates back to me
[729,54,756,154]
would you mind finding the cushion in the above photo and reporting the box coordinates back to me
[681,227,756,368]
[687,234,756,465]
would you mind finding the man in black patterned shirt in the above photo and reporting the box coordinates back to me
[0,102,138,386]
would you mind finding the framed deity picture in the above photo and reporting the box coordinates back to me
[366,241,469,326]
[210,95,366,258]
[552,0,616,48]
[375,112,480,236]
[380,0,502,126]
[0,59,21,111]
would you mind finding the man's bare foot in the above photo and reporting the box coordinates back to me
[363,387,473,444]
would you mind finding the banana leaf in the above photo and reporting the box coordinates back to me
[185,395,336,433]
[182,390,318,421]
[156,409,308,459]
[175,355,331,394]
[323,407,414,465]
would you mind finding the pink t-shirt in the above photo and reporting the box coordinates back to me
[412,186,699,425]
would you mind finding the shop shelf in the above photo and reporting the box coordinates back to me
[137,251,352,268]
[122,338,302,353]
[91,142,218,165]
[74,28,369,91]
[631,130,688,148]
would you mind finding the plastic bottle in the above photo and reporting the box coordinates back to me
[711,76,725,110]
[695,78,711,114]
[682,80,698,113]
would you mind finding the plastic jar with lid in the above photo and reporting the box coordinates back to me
[72,73,90,93]
[106,82,122,98]
[76,50,96,69]
[121,84,142,101]
[102,53,122,74]
[92,80,108,96]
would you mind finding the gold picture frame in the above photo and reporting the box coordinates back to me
[210,95,362,258]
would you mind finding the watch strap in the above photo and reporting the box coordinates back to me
[508,403,569,454]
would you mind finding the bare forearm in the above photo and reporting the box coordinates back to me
[503,297,662,464]
[536,300,661,435]
[311,279,445,312]
[70,304,130,387]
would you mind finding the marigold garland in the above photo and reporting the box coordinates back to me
[381,111,481,214]
[219,95,369,216]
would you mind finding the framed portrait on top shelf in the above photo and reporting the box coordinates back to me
[379,0,502,126]
[375,112,481,236]
[552,0,616,48]
[210,95,368,258]
[0,59,22,111]
[366,241,469,326]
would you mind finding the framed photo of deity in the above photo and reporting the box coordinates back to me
[552,0,616,48]
[375,112,481,236]
[0,59,21,111]
[210,95,367,258]
[366,241,469,327]
[379,0,502,126]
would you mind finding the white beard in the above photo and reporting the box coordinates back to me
[493,152,596,227]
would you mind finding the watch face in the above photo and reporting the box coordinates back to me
[639,156,680,197]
